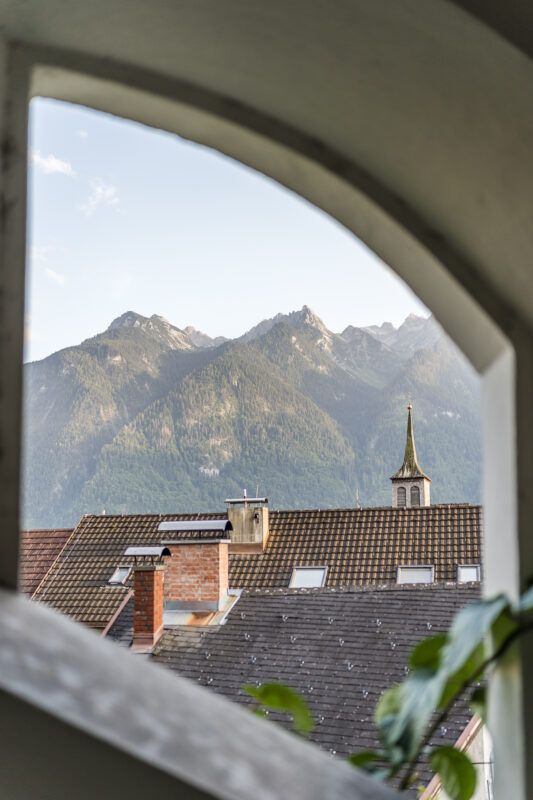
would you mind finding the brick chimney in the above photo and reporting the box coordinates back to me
[159,520,232,612]
[132,565,164,651]
[124,545,170,652]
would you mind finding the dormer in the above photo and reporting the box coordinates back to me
[391,404,431,507]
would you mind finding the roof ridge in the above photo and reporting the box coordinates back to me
[245,581,479,596]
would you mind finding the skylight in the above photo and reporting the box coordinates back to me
[457,565,480,583]
[109,566,131,585]
[289,567,327,588]
[397,566,434,584]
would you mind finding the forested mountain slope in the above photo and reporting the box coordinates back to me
[22,308,481,528]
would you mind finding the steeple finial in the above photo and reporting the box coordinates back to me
[391,404,430,480]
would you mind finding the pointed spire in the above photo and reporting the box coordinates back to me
[391,404,430,480]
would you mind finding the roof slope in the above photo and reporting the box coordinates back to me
[18,528,73,596]
[231,505,480,589]
[149,584,480,789]
[32,505,482,629]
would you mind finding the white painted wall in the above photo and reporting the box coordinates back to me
[1,2,533,797]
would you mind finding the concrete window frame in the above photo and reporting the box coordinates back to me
[0,13,531,797]
[457,565,481,584]
[397,566,435,585]
[289,566,328,588]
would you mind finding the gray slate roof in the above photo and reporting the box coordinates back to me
[110,582,480,791]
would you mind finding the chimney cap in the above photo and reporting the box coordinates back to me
[124,546,171,558]
[225,497,268,505]
[158,519,232,533]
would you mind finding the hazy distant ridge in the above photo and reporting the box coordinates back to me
[22,308,481,528]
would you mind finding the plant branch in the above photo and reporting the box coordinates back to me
[398,619,533,791]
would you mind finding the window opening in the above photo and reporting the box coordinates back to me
[457,565,480,583]
[109,566,131,585]
[410,486,420,506]
[289,567,327,588]
[397,566,434,584]
[397,487,407,507]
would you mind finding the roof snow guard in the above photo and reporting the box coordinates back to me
[159,519,233,541]
[391,404,430,481]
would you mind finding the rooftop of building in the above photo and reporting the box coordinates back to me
[18,528,73,596]
[108,581,480,793]
[29,504,482,629]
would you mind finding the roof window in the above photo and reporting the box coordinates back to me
[109,566,131,585]
[397,566,434,584]
[457,565,480,583]
[289,566,327,588]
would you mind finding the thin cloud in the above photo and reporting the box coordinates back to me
[29,243,67,265]
[31,149,76,177]
[81,178,120,216]
[30,244,47,263]
[45,267,65,286]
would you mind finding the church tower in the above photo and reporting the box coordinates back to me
[391,404,431,507]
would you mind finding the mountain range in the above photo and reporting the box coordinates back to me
[22,307,481,528]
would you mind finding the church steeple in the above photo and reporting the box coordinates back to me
[391,404,431,507]
[391,404,429,480]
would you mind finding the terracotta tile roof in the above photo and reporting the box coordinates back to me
[31,512,228,628]
[148,583,480,790]
[32,504,482,630]
[231,505,482,589]
[18,528,73,596]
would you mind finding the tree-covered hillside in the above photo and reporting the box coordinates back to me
[22,308,482,528]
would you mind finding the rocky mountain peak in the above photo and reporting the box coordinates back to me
[401,313,426,329]
[107,311,195,351]
[183,326,229,349]
[240,305,330,343]
[294,305,331,335]
[108,311,147,330]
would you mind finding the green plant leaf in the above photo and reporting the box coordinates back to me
[244,683,314,733]
[375,685,402,724]
[517,584,533,613]
[440,595,509,677]
[383,671,445,759]
[430,746,476,800]
[409,634,448,670]
[470,686,486,722]
[489,610,519,655]
[438,643,485,709]
[347,750,382,768]
[375,685,405,751]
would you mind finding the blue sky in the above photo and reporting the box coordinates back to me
[26,97,428,363]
